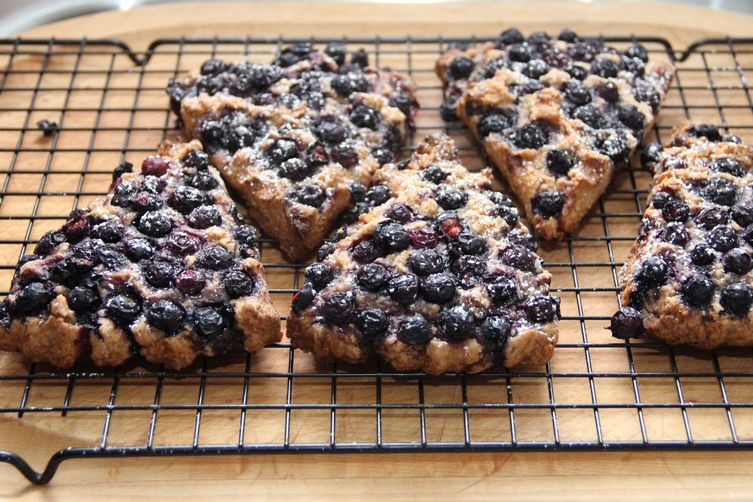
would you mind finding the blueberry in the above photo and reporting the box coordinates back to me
[141,156,170,177]
[36,119,58,136]
[732,202,753,227]
[439,305,474,340]
[356,308,389,337]
[455,232,487,255]
[591,58,621,78]
[276,43,313,67]
[682,274,715,309]
[268,139,297,164]
[223,269,255,298]
[141,176,165,195]
[744,225,753,247]
[482,58,508,78]
[387,274,419,304]
[513,122,549,149]
[545,149,574,177]
[406,249,444,276]
[193,306,226,340]
[434,187,468,211]
[34,231,66,256]
[525,59,549,79]
[662,221,689,247]
[97,247,127,270]
[105,293,141,326]
[200,59,226,75]
[188,205,222,229]
[355,263,388,291]
[421,273,456,303]
[485,274,517,304]
[689,124,721,142]
[307,143,331,167]
[530,191,565,219]
[695,207,727,229]
[331,146,359,169]
[573,105,609,129]
[146,299,185,333]
[63,210,90,242]
[182,149,210,170]
[91,219,124,243]
[350,49,369,68]
[50,256,93,286]
[384,203,414,224]
[324,42,347,65]
[421,165,448,184]
[440,100,459,121]
[137,211,173,237]
[724,249,753,275]
[610,307,644,339]
[397,314,432,345]
[292,283,316,311]
[374,221,410,253]
[599,81,620,103]
[651,191,672,209]
[13,282,54,315]
[350,104,380,129]
[351,239,381,263]
[508,43,531,63]
[448,56,475,80]
[502,245,537,272]
[563,82,591,106]
[330,75,353,97]
[316,120,348,144]
[409,227,439,249]
[617,104,645,133]
[172,268,205,295]
[478,110,516,137]
[499,28,524,45]
[690,244,716,266]
[636,256,669,288]
[131,192,163,213]
[365,185,391,206]
[67,286,98,313]
[558,28,579,42]
[289,184,326,207]
[321,291,355,325]
[720,283,753,317]
[305,263,333,289]
[524,296,559,323]
[480,315,512,347]
[142,260,179,288]
[198,245,234,270]
[165,231,201,256]
[564,63,587,80]
[595,130,630,163]
[275,158,309,182]
[626,43,649,62]
[707,225,738,252]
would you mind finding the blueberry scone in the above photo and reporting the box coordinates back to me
[436,28,674,239]
[168,44,418,260]
[287,134,559,374]
[612,123,753,348]
[0,141,281,369]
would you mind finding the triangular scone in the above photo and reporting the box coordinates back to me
[168,44,418,260]
[436,28,674,239]
[0,141,280,369]
[613,123,753,348]
[287,134,559,375]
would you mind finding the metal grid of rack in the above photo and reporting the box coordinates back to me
[1,34,753,484]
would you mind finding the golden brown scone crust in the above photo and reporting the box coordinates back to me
[618,122,753,348]
[287,133,559,374]
[436,33,674,239]
[0,140,280,369]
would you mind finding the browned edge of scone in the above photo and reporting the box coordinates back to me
[287,133,559,375]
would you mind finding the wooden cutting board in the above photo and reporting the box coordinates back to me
[3,2,753,500]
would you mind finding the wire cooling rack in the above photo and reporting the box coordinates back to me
[1,34,753,484]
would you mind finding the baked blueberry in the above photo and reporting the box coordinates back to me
[732,202,753,227]
[455,232,487,255]
[193,306,226,340]
[690,244,716,266]
[485,274,517,304]
[688,124,721,141]
[356,308,389,337]
[350,104,380,129]
[724,249,753,275]
[357,263,390,291]
[387,274,419,304]
[397,314,432,345]
[67,286,98,313]
[720,283,753,317]
[610,307,644,339]
[573,105,609,130]
[409,227,439,249]
[564,82,591,106]
[407,249,444,276]
[421,165,448,184]
[501,245,537,272]
[599,81,620,103]
[702,178,737,206]
[146,299,185,333]
[268,139,298,163]
[198,245,234,269]
[531,191,564,219]
[546,149,574,177]
[166,231,202,256]
[448,56,475,80]
[508,43,531,63]
[143,260,180,288]
[91,220,124,243]
[105,293,141,326]
[524,296,559,323]
[351,239,381,263]
[499,28,525,45]
[63,210,90,242]
[662,222,690,246]
[50,257,93,287]
[279,158,310,181]
[188,205,222,229]
[707,225,738,252]
[710,157,746,177]
[661,198,690,223]
[651,191,672,209]
[223,269,255,298]
[305,263,333,289]
[591,58,620,78]
[480,316,511,348]
[439,305,474,340]
[176,269,206,295]
[34,230,66,256]
[564,63,587,80]
[440,100,459,121]
[365,185,391,206]
[182,149,210,170]
[695,207,727,230]
[617,104,645,133]
[436,187,468,210]
[13,282,54,315]
[421,273,456,303]
[513,122,549,149]
[558,28,579,42]
[374,221,410,253]
[384,203,414,224]
[478,111,515,137]
[682,274,715,308]
[331,146,359,169]
[316,120,348,145]
[636,256,669,288]
[289,184,326,207]
[137,211,173,237]
[321,291,355,325]
[525,59,549,79]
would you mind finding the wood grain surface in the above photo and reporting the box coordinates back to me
[2,2,753,500]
